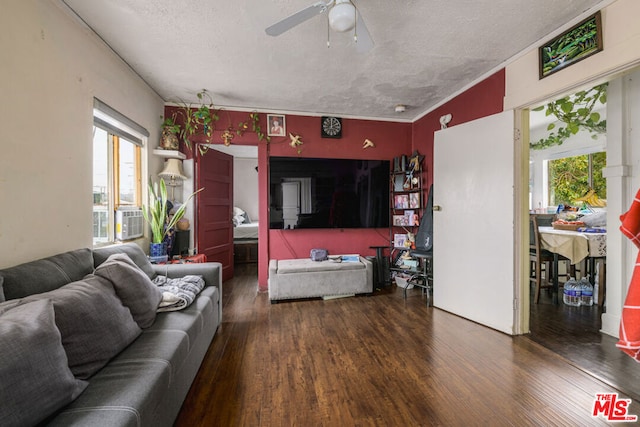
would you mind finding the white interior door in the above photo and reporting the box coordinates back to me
[433,110,515,334]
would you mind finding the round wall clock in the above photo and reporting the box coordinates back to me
[321,116,342,138]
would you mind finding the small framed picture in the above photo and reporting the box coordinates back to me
[404,210,415,226]
[394,194,409,209]
[393,215,408,226]
[409,192,420,209]
[393,233,407,248]
[267,114,286,136]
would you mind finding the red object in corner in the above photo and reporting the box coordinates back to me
[167,254,207,264]
[617,188,640,361]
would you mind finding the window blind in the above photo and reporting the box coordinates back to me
[93,98,149,146]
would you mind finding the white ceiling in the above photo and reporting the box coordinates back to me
[61,0,606,121]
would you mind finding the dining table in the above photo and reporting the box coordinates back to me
[538,226,607,305]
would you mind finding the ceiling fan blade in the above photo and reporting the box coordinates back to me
[354,10,374,53]
[265,1,330,37]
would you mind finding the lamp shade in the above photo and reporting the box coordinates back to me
[158,158,187,181]
[329,0,356,32]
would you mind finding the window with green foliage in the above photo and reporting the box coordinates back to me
[548,151,606,207]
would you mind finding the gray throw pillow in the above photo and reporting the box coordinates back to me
[20,274,142,379]
[0,299,88,427]
[94,253,163,328]
[93,243,156,279]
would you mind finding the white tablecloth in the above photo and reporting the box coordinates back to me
[538,226,606,264]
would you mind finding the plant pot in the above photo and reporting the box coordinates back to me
[160,127,179,150]
[149,242,168,263]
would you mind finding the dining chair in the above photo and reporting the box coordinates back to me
[529,214,571,303]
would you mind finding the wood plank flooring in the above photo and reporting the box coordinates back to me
[529,287,640,403]
[175,265,640,426]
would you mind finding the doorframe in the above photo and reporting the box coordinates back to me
[514,109,530,335]
[514,64,640,336]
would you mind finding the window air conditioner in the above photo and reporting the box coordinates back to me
[116,207,144,240]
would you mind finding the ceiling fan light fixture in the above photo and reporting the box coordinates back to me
[328,1,356,32]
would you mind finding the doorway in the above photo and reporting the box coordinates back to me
[211,145,259,267]
[526,71,640,400]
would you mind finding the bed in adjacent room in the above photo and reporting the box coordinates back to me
[233,207,258,264]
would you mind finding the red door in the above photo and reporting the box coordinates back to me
[195,147,234,281]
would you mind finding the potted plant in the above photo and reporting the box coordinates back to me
[163,90,219,156]
[142,178,203,261]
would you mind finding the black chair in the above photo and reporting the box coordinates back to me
[529,214,571,303]
[407,184,434,305]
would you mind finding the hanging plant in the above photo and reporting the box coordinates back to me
[530,83,607,150]
[162,89,219,155]
[237,112,270,142]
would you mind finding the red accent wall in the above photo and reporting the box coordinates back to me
[262,115,412,290]
[165,69,505,291]
[411,70,506,191]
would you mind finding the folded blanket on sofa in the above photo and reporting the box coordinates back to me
[152,275,205,312]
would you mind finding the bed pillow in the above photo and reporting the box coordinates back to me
[94,253,163,328]
[19,274,142,379]
[233,206,245,216]
[0,299,88,427]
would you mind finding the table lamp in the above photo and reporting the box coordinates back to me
[158,158,187,201]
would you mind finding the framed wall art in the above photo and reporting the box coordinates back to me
[539,11,602,79]
[267,114,286,136]
[394,194,409,209]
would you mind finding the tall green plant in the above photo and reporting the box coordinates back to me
[142,178,203,244]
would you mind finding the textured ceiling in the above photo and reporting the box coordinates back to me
[61,0,605,121]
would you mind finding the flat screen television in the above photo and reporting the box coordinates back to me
[269,157,390,229]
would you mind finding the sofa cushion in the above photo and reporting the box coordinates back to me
[0,299,88,427]
[145,286,216,350]
[19,274,142,379]
[94,253,163,328]
[0,248,94,300]
[93,243,156,280]
[0,276,4,302]
[277,258,365,274]
[51,359,172,427]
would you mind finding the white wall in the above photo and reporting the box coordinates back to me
[234,158,259,222]
[0,0,164,268]
[505,0,640,337]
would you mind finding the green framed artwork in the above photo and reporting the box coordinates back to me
[539,11,602,79]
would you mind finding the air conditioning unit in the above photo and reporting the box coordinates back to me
[116,207,144,240]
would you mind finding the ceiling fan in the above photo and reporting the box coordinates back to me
[265,0,374,52]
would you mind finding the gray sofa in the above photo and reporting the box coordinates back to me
[0,243,222,427]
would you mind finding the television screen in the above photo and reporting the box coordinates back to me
[269,157,390,229]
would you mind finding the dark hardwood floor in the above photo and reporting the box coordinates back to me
[529,287,640,403]
[175,265,640,426]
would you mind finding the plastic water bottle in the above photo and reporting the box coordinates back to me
[579,277,594,307]
[563,277,580,306]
